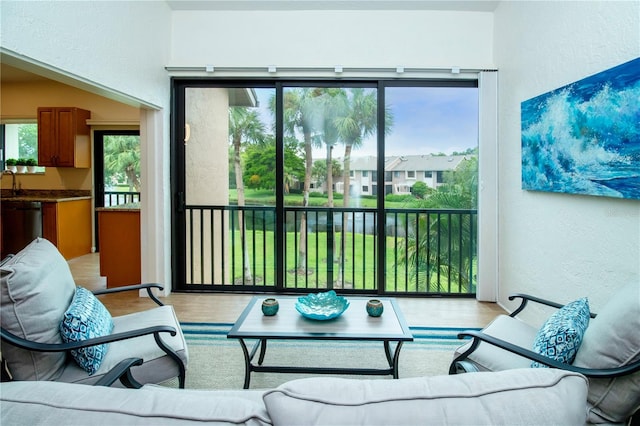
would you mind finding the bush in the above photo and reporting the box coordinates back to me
[309,192,325,198]
[385,194,413,203]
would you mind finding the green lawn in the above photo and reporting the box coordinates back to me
[229,189,414,209]
[228,228,475,294]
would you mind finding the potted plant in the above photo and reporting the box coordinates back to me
[5,158,17,172]
[26,158,38,173]
[15,158,27,174]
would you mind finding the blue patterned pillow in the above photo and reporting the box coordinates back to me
[59,287,114,375]
[531,297,590,368]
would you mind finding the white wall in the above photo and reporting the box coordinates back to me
[1,0,173,291]
[170,10,494,70]
[1,1,171,108]
[494,1,640,323]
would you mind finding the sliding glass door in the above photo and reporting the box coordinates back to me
[172,79,478,296]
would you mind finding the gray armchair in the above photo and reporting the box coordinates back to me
[1,238,188,388]
[449,283,640,424]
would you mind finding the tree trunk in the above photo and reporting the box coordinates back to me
[296,134,313,273]
[335,144,353,288]
[234,136,253,282]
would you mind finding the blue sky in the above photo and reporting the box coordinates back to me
[254,86,478,158]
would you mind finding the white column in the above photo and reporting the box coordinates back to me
[477,70,499,302]
[139,108,171,297]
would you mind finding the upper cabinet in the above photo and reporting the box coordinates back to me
[38,107,91,168]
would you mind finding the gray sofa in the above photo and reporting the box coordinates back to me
[1,368,587,425]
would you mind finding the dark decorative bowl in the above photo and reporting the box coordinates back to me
[295,291,349,320]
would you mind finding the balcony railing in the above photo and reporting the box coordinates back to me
[181,205,477,296]
[104,191,140,207]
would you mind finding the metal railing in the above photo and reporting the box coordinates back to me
[182,205,477,296]
[104,191,140,207]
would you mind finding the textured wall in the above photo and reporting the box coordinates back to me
[170,9,494,70]
[494,1,640,323]
[1,1,171,108]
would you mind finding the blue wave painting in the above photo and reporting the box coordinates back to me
[521,58,640,199]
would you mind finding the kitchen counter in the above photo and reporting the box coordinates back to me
[0,191,92,259]
[1,190,91,203]
[95,203,139,212]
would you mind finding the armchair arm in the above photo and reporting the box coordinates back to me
[93,283,164,306]
[94,357,144,388]
[1,325,176,353]
[451,330,640,378]
[508,293,597,318]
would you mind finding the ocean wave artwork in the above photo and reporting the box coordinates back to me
[521,57,640,199]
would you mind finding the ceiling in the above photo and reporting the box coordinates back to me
[166,0,500,12]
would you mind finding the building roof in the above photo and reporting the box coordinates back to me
[317,154,472,172]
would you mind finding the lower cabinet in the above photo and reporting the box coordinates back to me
[42,200,92,260]
[97,209,141,287]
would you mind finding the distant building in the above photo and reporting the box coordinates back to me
[314,154,473,196]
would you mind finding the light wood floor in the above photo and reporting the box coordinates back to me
[68,253,505,328]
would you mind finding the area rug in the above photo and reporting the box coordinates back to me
[163,322,478,390]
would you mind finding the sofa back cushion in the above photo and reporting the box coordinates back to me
[263,369,588,425]
[0,238,76,381]
[573,282,640,424]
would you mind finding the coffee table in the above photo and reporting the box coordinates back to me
[227,295,413,388]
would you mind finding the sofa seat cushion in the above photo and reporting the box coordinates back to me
[0,381,271,426]
[452,314,538,371]
[573,282,640,424]
[263,369,588,425]
[60,286,114,375]
[0,238,76,381]
[56,305,189,386]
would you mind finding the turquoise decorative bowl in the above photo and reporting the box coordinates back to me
[366,299,384,317]
[295,290,350,320]
[261,298,279,316]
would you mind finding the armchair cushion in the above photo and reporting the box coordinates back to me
[573,282,640,424]
[60,287,114,375]
[531,297,590,368]
[56,305,188,386]
[0,238,76,381]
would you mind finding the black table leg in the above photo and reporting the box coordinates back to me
[258,338,267,365]
[392,341,404,378]
[238,338,252,389]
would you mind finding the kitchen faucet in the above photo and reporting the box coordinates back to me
[1,170,17,196]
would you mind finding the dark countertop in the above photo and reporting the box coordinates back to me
[0,189,91,203]
[96,203,140,212]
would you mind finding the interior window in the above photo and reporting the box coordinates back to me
[2,123,43,172]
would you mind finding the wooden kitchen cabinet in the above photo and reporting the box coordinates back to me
[38,107,91,168]
[42,199,92,259]
[98,208,141,287]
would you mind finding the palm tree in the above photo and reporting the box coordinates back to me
[399,156,478,292]
[333,89,390,285]
[334,88,378,210]
[229,107,265,283]
[280,89,325,274]
[103,135,141,192]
